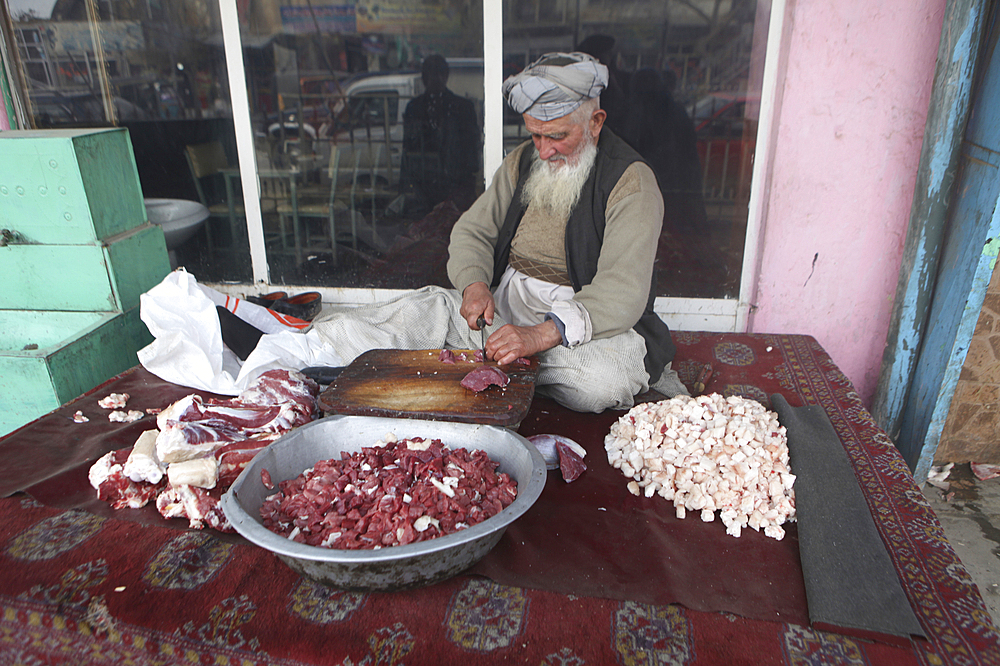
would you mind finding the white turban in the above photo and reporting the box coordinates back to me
[502,52,609,121]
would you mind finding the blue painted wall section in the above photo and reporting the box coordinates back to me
[899,6,1000,481]
[907,153,1000,480]
[872,0,987,443]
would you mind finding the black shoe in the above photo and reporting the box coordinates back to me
[272,291,323,321]
[245,291,287,308]
[300,366,344,385]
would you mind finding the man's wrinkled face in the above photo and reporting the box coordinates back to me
[523,108,605,169]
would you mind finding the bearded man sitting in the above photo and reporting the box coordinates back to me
[219,52,686,413]
[447,51,686,411]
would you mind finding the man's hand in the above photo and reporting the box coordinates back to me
[460,282,495,329]
[487,320,562,365]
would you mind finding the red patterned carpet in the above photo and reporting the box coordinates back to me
[0,332,997,665]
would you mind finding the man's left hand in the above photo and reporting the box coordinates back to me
[486,320,562,365]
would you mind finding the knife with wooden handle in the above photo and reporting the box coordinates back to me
[693,364,713,394]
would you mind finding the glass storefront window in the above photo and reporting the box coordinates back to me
[4,0,765,303]
[6,0,251,282]
[503,0,761,300]
[236,0,484,289]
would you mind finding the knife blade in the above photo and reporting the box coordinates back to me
[476,315,487,360]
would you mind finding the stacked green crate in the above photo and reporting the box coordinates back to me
[0,128,170,436]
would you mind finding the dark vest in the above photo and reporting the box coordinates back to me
[491,129,676,382]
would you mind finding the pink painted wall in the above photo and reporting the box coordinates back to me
[748,0,947,407]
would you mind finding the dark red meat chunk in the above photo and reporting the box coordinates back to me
[556,441,587,482]
[460,366,509,392]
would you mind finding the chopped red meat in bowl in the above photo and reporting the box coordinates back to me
[220,415,546,591]
[259,436,518,549]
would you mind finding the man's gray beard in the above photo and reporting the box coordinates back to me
[520,136,598,220]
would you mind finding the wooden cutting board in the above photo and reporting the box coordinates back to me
[317,349,540,428]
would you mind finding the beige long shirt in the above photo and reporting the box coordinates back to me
[447,140,665,344]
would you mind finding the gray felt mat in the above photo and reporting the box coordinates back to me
[771,394,925,641]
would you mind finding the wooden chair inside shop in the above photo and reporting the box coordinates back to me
[184,141,245,247]
[348,142,397,250]
[256,169,298,258]
[274,146,356,265]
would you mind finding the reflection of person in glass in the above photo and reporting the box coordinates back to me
[401,55,480,211]
[578,36,708,243]
[620,68,708,239]
[224,53,686,413]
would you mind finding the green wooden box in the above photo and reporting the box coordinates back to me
[0,307,153,438]
[0,223,170,312]
[0,128,146,245]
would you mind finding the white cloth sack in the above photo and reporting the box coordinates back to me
[137,269,341,395]
[138,274,685,411]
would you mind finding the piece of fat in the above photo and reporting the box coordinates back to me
[429,476,456,497]
[123,430,165,484]
[109,409,144,423]
[167,457,219,490]
[88,450,119,490]
[156,394,196,431]
[98,392,129,410]
[155,424,229,464]
[413,515,440,532]
[405,437,431,451]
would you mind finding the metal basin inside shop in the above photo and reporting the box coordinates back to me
[143,198,209,249]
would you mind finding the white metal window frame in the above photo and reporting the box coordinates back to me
[215,0,785,334]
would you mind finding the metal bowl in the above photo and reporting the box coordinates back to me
[220,415,546,591]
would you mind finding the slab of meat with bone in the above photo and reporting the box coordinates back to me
[89,369,318,530]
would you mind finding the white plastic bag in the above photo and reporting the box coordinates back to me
[137,269,341,395]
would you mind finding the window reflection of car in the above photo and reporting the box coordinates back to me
[311,60,556,186]
[30,91,149,126]
[322,70,432,188]
[688,92,756,136]
[687,92,758,200]
[320,60,487,188]
[297,74,347,127]
[314,59,717,186]
[32,99,77,127]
